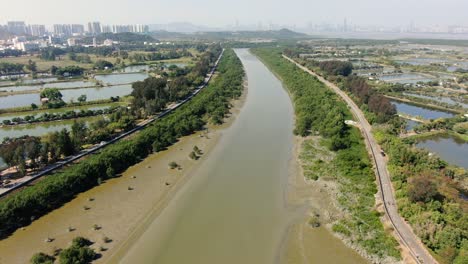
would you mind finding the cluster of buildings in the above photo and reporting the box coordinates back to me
[1,21,46,36]
[305,20,468,35]
[0,21,149,37]
[90,22,148,35]
[0,21,150,52]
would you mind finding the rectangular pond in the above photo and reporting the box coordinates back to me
[0,85,133,109]
[379,73,435,84]
[391,100,456,120]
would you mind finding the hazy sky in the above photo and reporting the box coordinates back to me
[1,0,467,27]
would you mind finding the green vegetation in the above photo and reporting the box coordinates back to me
[40,48,66,61]
[284,49,397,124]
[0,107,136,176]
[39,88,65,108]
[30,237,96,264]
[0,98,124,115]
[51,65,84,77]
[30,252,55,264]
[252,47,400,259]
[168,161,179,169]
[131,46,222,117]
[375,127,467,263]
[0,62,25,75]
[285,43,467,263]
[58,237,96,264]
[93,60,114,70]
[412,116,467,138]
[94,32,155,43]
[315,60,353,76]
[0,48,244,238]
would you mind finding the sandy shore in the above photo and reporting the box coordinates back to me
[0,83,248,264]
[280,135,407,264]
[279,136,369,264]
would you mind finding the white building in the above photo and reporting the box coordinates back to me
[67,38,76,46]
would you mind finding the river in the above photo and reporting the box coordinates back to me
[118,48,294,263]
[118,49,366,264]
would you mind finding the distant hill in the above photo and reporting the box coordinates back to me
[148,28,308,41]
[399,38,468,47]
[149,30,189,40]
[197,28,308,40]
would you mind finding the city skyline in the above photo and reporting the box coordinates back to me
[1,0,468,29]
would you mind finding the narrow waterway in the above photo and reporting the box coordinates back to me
[119,48,294,263]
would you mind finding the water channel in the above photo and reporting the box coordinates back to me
[119,49,366,264]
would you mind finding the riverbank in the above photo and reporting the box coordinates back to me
[281,136,370,264]
[281,135,404,264]
[0,79,248,264]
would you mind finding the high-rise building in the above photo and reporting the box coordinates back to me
[7,21,26,35]
[26,25,46,36]
[134,24,148,33]
[101,25,112,33]
[110,24,148,33]
[53,24,72,36]
[87,22,102,35]
[71,24,85,34]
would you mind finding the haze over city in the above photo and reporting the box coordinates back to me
[1,0,468,28]
[0,1,467,264]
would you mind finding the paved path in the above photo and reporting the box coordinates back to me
[0,50,224,198]
[283,55,438,264]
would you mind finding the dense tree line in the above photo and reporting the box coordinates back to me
[0,107,136,176]
[344,76,396,123]
[286,48,396,123]
[0,62,25,75]
[0,49,24,58]
[0,48,243,238]
[50,65,84,77]
[128,49,191,63]
[252,48,401,259]
[40,47,66,61]
[314,60,353,76]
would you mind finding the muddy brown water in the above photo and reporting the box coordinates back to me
[118,49,367,264]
